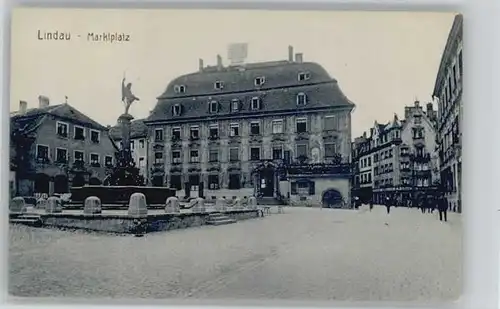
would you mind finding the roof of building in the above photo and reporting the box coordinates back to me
[10,103,108,131]
[147,61,355,123]
[432,14,463,96]
[109,119,148,140]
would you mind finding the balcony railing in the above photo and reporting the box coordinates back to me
[285,163,351,176]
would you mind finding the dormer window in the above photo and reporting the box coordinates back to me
[214,81,224,90]
[172,104,182,116]
[254,76,266,86]
[297,93,307,106]
[209,100,219,113]
[298,72,311,81]
[251,97,261,110]
[174,85,186,93]
[231,99,240,112]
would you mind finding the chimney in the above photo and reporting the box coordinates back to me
[38,95,49,108]
[295,53,303,63]
[426,102,433,114]
[199,58,204,72]
[362,131,367,138]
[404,106,411,119]
[19,101,27,115]
[216,54,223,70]
[288,45,294,62]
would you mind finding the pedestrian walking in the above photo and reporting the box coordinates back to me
[385,196,391,214]
[369,198,374,212]
[438,194,448,222]
[426,195,434,213]
[418,196,425,214]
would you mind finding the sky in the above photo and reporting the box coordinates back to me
[10,8,455,138]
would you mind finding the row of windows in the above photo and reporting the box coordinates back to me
[154,143,338,164]
[130,139,146,150]
[359,156,372,169]
[359,173,372,184]
[173,72,312,94]
[35,144,112,166]
[439,49,463,118]
[374,163,393,175]
[154,116,339,141]
[172,93,309,116]
[56,121,101,143]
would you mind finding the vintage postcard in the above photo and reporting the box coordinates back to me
[9,8,462,302]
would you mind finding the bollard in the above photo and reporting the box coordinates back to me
[84,196,102,214]
[216,197,227,211]
[46,196,62,213]
[192,197,205,213]
[10,197,27,214]
[36,198,47,210]
[128,193,148,216]
[248,196,257,210]
[165,196,180,213]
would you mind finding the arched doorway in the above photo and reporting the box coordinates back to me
[252,161,277,197]
[71,174,86,187]
[34,173,50,194]
[54,175,69,193]
[322,189,344,208]
[89,177,102,185]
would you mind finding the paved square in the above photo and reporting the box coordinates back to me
[9,206,461,301]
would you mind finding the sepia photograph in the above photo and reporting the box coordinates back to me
[8,8,462,303]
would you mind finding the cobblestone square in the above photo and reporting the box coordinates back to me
[9,206,462,302]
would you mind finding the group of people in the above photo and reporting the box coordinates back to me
[353,193,449,222]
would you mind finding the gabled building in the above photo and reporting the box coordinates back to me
[144,46,355,206]
[10,96,117,198]
[353,100,439,205]
[432,14,463,213]
[109,119,149,180]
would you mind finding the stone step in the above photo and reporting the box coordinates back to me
[206,218,237,226]
[18,215,42,220]
[10,218,42,226]
[208,214,228,220]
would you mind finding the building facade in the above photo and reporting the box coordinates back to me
[109,119,149,180]
[432,14,463,213]
[144,46,355,206]
[351,133,373,203]
[10,96,117,198]
[353,101,439,205]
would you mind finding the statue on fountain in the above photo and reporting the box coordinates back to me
[103,74,145,186]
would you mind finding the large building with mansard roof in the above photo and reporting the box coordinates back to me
[144,46,355,204]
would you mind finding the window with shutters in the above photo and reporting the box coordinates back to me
[190,126,200,140]
[296,144,308,158]
[254,76,265,86]
[296,117,307,133]
[208,174,220,189]
[214,81,224,90]
[250,147,261,161]
[231,99,240,112]
[209,101,219,113]
[172,104,182,116]
[190,150,199,163]
[155,129,164,142]
[229,123,240,137]
[296,93,307,106]
[324,115,338,131]
[250,121,260,135]
[251,97,261,110]
[272,119,283,134]
[229,147,239,162]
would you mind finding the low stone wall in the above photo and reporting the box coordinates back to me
[39,209,260,234]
